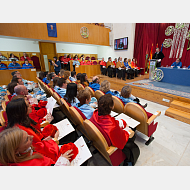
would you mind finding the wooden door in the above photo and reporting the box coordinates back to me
[39,42,57,72]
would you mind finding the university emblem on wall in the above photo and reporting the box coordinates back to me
[80,27,89,38]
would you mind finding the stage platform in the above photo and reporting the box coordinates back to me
[97,74,190,125]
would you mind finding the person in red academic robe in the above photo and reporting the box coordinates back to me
[90,94,140,165]
[60,54,69,70]
[20,52,32,61]
[4,98,77,161]
[80,58,86,65]
[0,128,73,166]
[131,58,140,77]
[99,58,107,75]
[86,58,93,65]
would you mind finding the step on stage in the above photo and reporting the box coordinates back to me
[97,74,190,125]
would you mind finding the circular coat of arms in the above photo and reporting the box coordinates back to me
[80,27,89,38]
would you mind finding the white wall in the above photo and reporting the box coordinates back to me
[56,42,98,54]
[97,23,136,61]
[0,37,40,52]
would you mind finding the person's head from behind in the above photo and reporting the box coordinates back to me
[71,71,76,78]
[57,78,67,89]
[11,71,20,77]
[100,80,110,93]
[0,127,42,166]
[98,94,114,116]
[63,71,71,80]
[121,85,132,98]
[14,85,28,96]
[77,89,91,106]
[76,73,81,80]
[53,77,59,88]
[6,97,32,128]
[39,72,45,80]
[92,76,100,84]
[60,69,65,77]
[11,76,24,85]
[7,82,18,95]
[124,58,127,63]
[80,73,87,84]
[64,83,77,104]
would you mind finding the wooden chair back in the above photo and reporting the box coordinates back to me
[77,83,85,91]
[95,90,104,101]
[85,86,95,97]
[112,96,124,114]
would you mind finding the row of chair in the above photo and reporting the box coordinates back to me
[36,77,131,165]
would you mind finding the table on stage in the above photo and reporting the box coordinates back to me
[0,68,38,85]
[74,65,101,77]
[159,67,190,86]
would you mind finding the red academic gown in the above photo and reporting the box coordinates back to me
[5,153,56,166]
[16,124,59,162]
[86,61,93,65]
[60,57,68,64]
[99,61,106,66]
[90,110,129,149]
[131,61,140,70]
[113,61,117,67]
[20,56,32,61]
[80,61,86,65]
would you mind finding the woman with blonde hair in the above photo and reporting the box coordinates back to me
[59,69,65,78]
[100,80,119,96]
[0,128,73,166]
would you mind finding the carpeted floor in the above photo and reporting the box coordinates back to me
[127,79,190,99]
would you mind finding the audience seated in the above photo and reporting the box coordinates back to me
[80,73,89,87]
[63,71,71,82]
[89,94,140,166]
[14,85,32,100]
[86,58,93,65]
[55,78,67,98]
[22,59,33,69]
[8,59,21,70]
[0,52,8,61]
[53,77,59,91]
[115,85,147,108]
[76,89,95,119]
[89,76,100,91]
[64,83,80,107]
[76,73,81,84]
[20,52,32,61]
[100,80,119,96]
[39,71,50,84]
[47,73,57,88]
[7,82,18,100]
[0,128,73,166]
[11,76,24,86]
[0,59,7,70]
[59,69,65,78]
[100,57,107,75]
[131,58,140,77]
[171,58,182,68]
[69,71,77,82]
[123,58,134,80]
[107,57,115,78]
[9,53,19,61]
[80,58,86,65]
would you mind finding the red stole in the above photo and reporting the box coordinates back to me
[90,110,129,149]
[100,61,106,66]
[80,61,86,65]
[86,61,92,65]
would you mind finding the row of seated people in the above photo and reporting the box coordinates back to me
[100,57,141,80]
[0,75,140,165]
[0,52,32,61]
[0,59,33,70]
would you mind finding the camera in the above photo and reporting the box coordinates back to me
[48,59,52,65]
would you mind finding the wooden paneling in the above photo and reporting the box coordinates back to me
[0,69,37,85]
[39,42,56,72]
[0,23,110,46]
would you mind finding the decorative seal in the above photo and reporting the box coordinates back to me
[163,39,173,48]
[165,26,174,36]
[80,27,89,38]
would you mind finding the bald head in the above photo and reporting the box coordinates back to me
[14,85,28,95]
